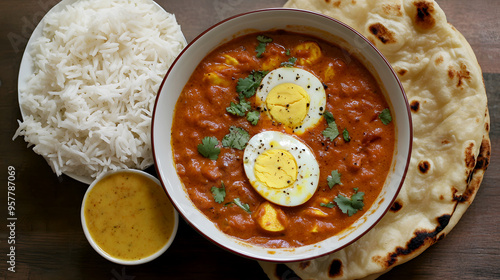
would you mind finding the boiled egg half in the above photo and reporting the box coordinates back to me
[243,131,320,207]
[256,67,326,134]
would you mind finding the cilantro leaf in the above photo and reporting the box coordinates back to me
[256,35,272,57]
[322,123,339,141]
[334,189,365,217]
[246,110,260,125]
[236,71,268,98]
[197,136,220,160]
[233,198,251,213]
[379,108,392,125]
[327,170,342,189]
[323,111,335,124]
[285,49,291,56]
[322,111,339,141]
[222,126,250,150]
[211,181,226,203]
[226,94,251,116]
[343,128,351,142]
[280,57,297,67]
[257,35,273,43]
[320,202,335,208]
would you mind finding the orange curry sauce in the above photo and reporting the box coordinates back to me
[171,30,395,248]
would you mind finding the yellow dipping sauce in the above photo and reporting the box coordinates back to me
[84,171,175,261]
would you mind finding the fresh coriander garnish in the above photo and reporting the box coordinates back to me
[211,181,226,203]
[246,110,260,125]
[334,188,365,217]
[378,108,392,125]
[232,198,252,213]
[343,128,351,142]
[236,70,268,98]
[327,170,342,189]
[227,71,266,124]
[197,136,220,160]
[280,57,297,67]
[222,126,250,150]
[226,94,251,116]
[323,125,339,141]
[323,110,335,123]
[256,35,272,57]
[322,111,339,141]
[320,202,335,208]
[285,49,291,56]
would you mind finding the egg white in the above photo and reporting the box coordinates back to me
[256,67,326,134]
[243,131,320,207]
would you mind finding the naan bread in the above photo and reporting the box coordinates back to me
[259,0,490,279]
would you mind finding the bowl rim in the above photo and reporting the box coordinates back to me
[152,7,412,263]
[80,168,179,265]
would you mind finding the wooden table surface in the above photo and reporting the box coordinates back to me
[1,0,499,279]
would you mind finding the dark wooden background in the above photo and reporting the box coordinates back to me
[1,0,498,279]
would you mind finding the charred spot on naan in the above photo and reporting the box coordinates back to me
[397,68,408,76]
[375,214,451,268]
[410,100,420,112]
[413,1,436,30]
[476,135,491,170]
[369,23,396,44]
[325,0,342,8]
[464,142,476,170]
[484,112,490,133]
[448,62,472,88]
[382,4,403,17]
[390,200,403,212]
[454,139,489,203]
[418,160,431,174]
[435,55,444,65]
[329,259,343,277]
[462,136,491,193]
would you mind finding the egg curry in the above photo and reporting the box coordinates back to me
[171,30,395,248]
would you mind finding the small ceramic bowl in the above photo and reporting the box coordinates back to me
[81,169,178,265]
[152,8,412,262]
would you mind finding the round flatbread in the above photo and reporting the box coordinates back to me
[259,0,490,279]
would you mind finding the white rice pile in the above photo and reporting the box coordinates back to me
[14,0,186,182]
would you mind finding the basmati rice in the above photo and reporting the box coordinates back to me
[14,0,186,182]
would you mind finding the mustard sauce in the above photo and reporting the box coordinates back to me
[84,171,175,261]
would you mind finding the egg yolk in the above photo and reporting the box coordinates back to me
[254,149,298,189]
[265,83,310,128]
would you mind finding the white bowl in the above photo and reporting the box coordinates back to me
[81,169,178,265]
[152,8,412,262]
